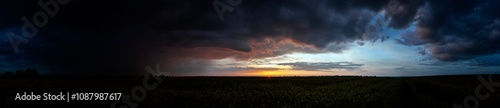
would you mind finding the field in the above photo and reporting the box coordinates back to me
[1,75,500,108]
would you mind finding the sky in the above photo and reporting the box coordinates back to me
[1,0,500,76]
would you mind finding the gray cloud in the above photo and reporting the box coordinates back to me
[395,30,426,46]
[278,61,364,71]
[385,0,500,62]
[413,0,500,61]
[393,66,415,71]
[418,55,500,67]
[463,55,500,67]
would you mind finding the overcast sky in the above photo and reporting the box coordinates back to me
[1,0,500,76]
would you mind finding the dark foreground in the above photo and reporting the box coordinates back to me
[1,75,500,108]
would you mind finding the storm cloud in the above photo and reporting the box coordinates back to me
[1,0,498,75]
[399,0,500,61]
[278,62,364,71]
[0,0,398,75]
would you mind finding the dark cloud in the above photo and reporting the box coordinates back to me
[411,0,500,61]
[277,62,364,71]
[388,0,500,62]
[417,61,448,67]
[226,67,282,72]
[416,47,427,56]
[0,0,398,75]
[160,0,389,51]
[385,0,424,29]
[395,30,426,46]
[463,55,500,67]
[417,54,500,67]
[5,0,495,75]
[393,66,414,71]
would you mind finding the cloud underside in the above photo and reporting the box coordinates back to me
[278,62,364,71]
[218,61,364,74]
[395,0,500,61]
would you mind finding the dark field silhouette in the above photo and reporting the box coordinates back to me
[1,75,500,108]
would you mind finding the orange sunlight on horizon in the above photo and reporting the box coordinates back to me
[241,70,339,77]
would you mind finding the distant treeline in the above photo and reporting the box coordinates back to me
[1,67,39,78]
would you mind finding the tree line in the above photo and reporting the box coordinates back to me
[1,67,39,78]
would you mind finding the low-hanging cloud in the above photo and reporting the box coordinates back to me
[278,62,364,71]
[396,0,500,61]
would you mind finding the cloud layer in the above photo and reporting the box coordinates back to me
[278,62,364,71]
[0,0,396,75]
[1,0,499,75]
[396,0,500,61]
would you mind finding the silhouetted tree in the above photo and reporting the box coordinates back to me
[15,70,24,76]
[6,67,40,78]
[24,67,39,77]
[4,71,14,77]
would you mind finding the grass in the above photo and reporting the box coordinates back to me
[1,75,500,108]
